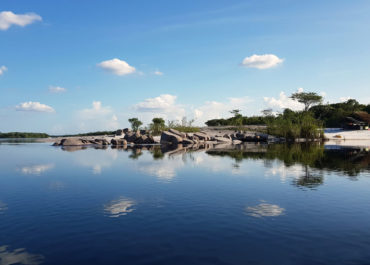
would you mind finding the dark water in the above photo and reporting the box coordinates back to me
[0,141,370,265]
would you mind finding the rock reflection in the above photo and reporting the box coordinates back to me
[246,202,285,218]
[0,201,7,213]
[0,245,44,265]
[19,164,54,175]
[104,197,136,218]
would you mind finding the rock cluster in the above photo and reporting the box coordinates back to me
[160,129,277,146]
[53,128,280,147]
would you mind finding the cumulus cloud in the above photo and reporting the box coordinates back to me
[193,96,253,125]
[0,11,42,30]
[264,91,304,111]
[15,101,55,113]
[339,96,351,102]
[241,54,284,69]
[0,66,7,75]
[153,70,163,76]
[97,58,136,76]
[49,86,66,93]
[76,101,119,131]
[134,94,186,122]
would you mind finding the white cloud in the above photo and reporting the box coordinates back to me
[97,58,136,76]
[153,70,163,76]
[49,86,66,93]
[15,101,55,113]
[339,96,351,102]
[76,101,119,131]
[241,54,284,69]
[193,96,253,125]
[134,94,186,122]
[264,91,304,111]
[0,66,7,75]
[0,11,42,30]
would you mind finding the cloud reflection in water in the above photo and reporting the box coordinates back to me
[246,202,285,218]
[19,164,54,175]
[0,201,7,214]
[0,245,44,265]
[104,197,136,218]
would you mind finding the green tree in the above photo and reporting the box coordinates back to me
[291,92,323,111]
[128,118,142,131]
[150,117,166,135]
[230,109,243,126]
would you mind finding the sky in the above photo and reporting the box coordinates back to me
[1,0,370,134]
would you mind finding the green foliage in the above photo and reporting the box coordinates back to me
[150,117,166,135]
[0,132,49,138]
[267,111,323,140]
[310,99,369,127]
[290,91,323,111]
[128,118,143,131]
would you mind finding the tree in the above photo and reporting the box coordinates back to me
[151,117,166,134]
[128,118,142,131]
[230,109,243,126]
[261,108,273,117]
[290,92,323,111]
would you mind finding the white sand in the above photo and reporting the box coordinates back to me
[324,129,370,147]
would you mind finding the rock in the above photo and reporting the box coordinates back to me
[125,132,140,143]
[134,135,147,144]
[94,138,110,145]
[181,138,194,145]
[115,129,124,136]
[169,128,187,138]
[60,138,85,146]
[212,136,232,143]
[194,132,210,141]
[160,131,183,145]
[232,140,242,145]
[223,134,232,139]
[111,138,127,146]
[144,135,156,144]
[52,140,62,146]
[140,129,149,135]
[123,128,131,133]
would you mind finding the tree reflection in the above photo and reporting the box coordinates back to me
[207,143,370,178]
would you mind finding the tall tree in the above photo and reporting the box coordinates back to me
[290,92,323,111]
[151,117,166,134]
[128,118,142,131]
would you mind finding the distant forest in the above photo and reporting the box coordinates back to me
[205,99,370,127]
[0,132,50,138]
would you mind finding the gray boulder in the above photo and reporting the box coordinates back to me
[115,129,124,136]
[60,138,85,146]
[169,128,187,138]
[160,131,183,145]
[181,138,194,145]
[111,138,127,146]
[212,136,232,143]
[194,132,210,141]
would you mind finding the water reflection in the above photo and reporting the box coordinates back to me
[19,164,54,175]
[207,143,370,177]
[104,197,136,218]
[246,201,285,218]
[0,201,7,213]
[0,245,44,265]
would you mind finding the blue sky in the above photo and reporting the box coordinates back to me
[1,0,370,134]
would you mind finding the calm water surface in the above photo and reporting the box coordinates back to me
[0,141,369,265]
